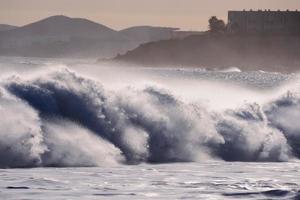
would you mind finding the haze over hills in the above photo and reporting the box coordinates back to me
[0,15,178,59]
[120,26,178,45]
[2,14,299,72]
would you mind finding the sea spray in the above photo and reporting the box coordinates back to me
[0,67,299,168]
[0,88,46,168]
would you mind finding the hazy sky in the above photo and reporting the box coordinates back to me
[0,0,299,30]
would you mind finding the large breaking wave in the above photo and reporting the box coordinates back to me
[0,67,300,168]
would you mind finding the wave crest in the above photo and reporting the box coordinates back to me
[0,68,300,167]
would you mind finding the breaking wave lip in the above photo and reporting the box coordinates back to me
[0,67,300,168]
[219,67,241,73]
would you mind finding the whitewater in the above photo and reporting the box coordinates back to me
[0,57,299,199]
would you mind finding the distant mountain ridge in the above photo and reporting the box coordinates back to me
[0,15,178,58]
[1,15,117,38]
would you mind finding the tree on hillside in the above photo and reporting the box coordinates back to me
[208,16,226,34]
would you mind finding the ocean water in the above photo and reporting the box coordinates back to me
[0,57,300,199]
[1,163,299,200]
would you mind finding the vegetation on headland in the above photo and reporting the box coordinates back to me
[208,16,227,34]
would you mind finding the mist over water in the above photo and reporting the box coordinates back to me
[0,57,300,168]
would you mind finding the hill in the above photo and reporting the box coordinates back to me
[0,16,134,58]
[113,34,300,72]
[0,24,18,32]
[0,16,183,59]
[0,15,120,38]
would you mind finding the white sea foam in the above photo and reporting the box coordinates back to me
[0,58,299,167]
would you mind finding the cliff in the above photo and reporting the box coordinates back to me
[113,34,300,72]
